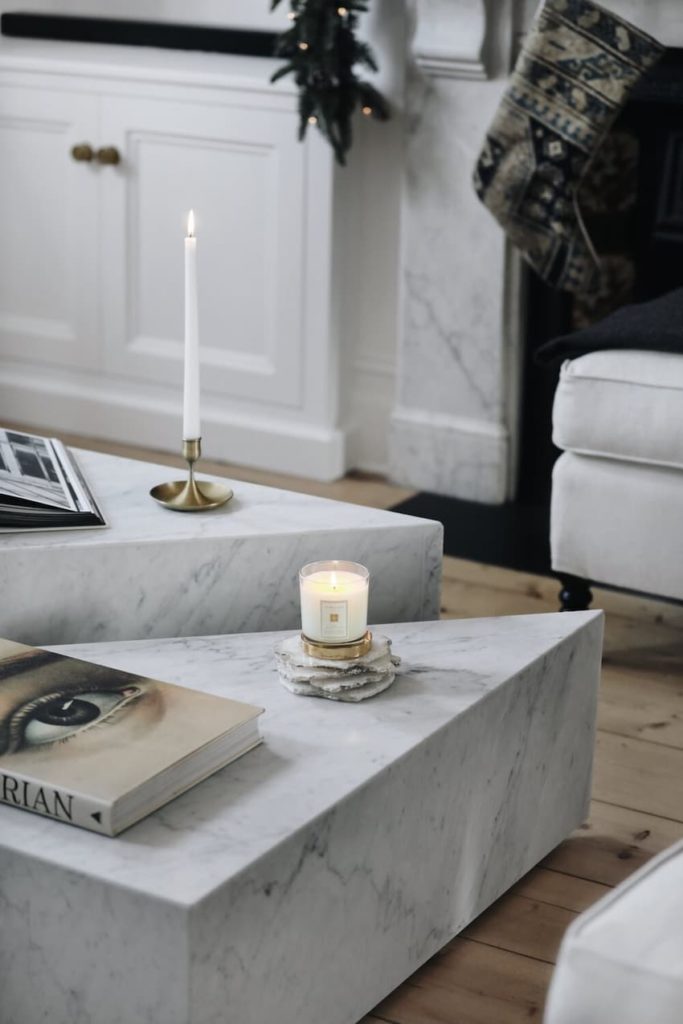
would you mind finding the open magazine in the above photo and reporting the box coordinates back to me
[0,429,106,532]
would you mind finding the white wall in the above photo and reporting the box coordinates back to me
[0,1,290,31]
[339,0,406,472]
[2,0,407,102]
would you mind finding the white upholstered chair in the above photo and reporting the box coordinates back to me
[550,349,683,609]
[544,838,683,1024]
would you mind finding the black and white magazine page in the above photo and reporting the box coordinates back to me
[54,441,106,522]
[0,428,106,530]
[50,440,94,513]
[0,429,75,510]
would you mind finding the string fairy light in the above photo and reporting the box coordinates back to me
[270,0,390,164]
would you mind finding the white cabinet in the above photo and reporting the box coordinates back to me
[100,94,307,408]
[0,49,352,479]
[0,85,99,369]
[0,40,401,479]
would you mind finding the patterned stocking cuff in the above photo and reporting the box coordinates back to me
[474,0,663,293]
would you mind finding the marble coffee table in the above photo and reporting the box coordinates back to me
[0,612,603,1024]
[0,449,442,645]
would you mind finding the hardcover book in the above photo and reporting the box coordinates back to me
[0,638,264,836]
[0,428,106,531]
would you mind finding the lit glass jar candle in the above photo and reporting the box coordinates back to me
[299,560,369,644]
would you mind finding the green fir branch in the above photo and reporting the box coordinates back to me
[270,0,390,165]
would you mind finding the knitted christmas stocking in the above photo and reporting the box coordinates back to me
[473,0,662,293]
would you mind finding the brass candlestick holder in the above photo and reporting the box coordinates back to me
[150,438,233,512]
[300,631,373,661]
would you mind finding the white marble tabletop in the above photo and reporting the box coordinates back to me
[0,612,603,1024]
[0,449,442,644]
[0,612,601,905]
[3,448,425,549]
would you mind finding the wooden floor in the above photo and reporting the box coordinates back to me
[12,424,683,1023]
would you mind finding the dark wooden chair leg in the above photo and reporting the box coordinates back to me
[558,575,593,612]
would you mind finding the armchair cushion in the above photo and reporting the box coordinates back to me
[553,349,683,469]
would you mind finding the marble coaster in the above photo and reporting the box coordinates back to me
[275,634,400,702]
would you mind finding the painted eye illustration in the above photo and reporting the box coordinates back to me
[16,687,140,749]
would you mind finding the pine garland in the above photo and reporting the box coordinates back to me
[271,0,390,165]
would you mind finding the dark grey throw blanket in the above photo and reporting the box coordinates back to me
[535,287,683,364]
[473,0,663,293]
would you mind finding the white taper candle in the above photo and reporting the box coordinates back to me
[183,209,201,441]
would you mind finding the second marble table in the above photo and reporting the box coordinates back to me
[0,611,604,1024]
[0,448,442,645]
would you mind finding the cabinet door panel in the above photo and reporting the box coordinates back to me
[101,96,306,407]
[0,86,99,369]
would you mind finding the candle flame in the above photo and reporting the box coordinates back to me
[330,570,338,590]
[186,209,196,238]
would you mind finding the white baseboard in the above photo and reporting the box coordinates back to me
[346,356,395,475]
[389,407,510,504]
[0,366,346,481]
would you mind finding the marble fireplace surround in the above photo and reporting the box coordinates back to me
[391,0,683,503]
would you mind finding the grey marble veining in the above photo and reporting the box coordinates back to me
[390,59,516,503]
[0,612,603,1024]
[0,448,442,645]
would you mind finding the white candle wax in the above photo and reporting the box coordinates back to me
[183,209,201,441]
[299,562,369,643]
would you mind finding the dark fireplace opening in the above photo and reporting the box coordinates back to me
[518,47,683,506]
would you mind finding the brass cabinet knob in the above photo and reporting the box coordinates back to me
[71,143,94,162]
[96,146,121,166]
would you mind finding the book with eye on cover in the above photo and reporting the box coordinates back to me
[0,638,264,836]
[0,428,106,531]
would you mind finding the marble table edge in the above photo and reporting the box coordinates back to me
[33,609,605,910]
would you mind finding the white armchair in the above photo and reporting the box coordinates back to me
[550,349,683,608]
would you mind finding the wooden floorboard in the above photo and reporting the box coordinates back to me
[12,425,683,1024]
[593,731,683,821]
[598,663,683,748]
[372,940,553,1024]
[509,866,610,912]
[461,894,575,964]
[441,556,683,629]
[542,800,683,886]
